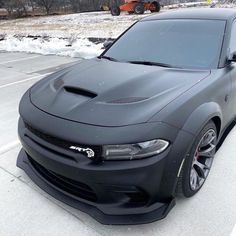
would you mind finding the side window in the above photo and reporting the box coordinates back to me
[230,21,236,53]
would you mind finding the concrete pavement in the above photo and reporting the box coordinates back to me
[0,52,236,236]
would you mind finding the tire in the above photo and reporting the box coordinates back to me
[176,121,217,197]
[111,6,120,16]
[134,3,145,14]
[150,1,161,12]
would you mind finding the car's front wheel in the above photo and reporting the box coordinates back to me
[177,121,217,197]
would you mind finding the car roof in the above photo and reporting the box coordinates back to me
[141,8,236,21]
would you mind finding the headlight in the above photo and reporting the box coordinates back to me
[102,139,169,161]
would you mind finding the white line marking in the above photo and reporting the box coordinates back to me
[0,73,50,89]
[0,55,40,65]
[0,140,20,155]
[231,224,236,236]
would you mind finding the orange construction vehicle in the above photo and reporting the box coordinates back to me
[110,0,161,16]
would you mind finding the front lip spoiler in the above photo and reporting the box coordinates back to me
[17,149,176,225]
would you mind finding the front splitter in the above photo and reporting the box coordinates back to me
[17,149,175,225]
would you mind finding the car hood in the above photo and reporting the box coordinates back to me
[30,58,210,127]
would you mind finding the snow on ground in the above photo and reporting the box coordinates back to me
[0,11,146,58]
[0,3,235,59]
[0,11,145,39]
[0,35,104,59]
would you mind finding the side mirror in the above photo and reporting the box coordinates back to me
[103,40,113,49]
[228,51,236,62]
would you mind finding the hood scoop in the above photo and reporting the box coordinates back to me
[64,86,97,98]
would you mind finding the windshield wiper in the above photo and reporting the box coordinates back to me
[128,60,181,68]
[98,55,118,62]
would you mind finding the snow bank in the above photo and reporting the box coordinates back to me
[0,35,104,58]
[0,11,143,58]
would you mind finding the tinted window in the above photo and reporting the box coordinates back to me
[230,21,236,53]
[104,19,226,69]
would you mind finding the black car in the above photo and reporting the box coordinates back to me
[17,9,236,225]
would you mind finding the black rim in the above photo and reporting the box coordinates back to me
[135,5,143,14]
[190,129,217,191]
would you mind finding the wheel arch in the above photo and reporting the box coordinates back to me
[168,103,222,197]
[159,103,222,198]
[211,116,221,137]
[181,102,222,137]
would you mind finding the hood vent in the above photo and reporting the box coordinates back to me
[64,86,97,98]
[107,97,148,104]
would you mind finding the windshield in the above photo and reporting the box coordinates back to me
[103,19,226,69]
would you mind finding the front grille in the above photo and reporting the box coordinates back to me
[29,157,97,202]
[24,122,102,159]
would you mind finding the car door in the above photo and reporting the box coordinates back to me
[229,20,236,119]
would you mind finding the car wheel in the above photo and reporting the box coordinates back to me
[111,6,121,16]
[134,3,145,14]
[150,2,161,12]
[177,121,217,197]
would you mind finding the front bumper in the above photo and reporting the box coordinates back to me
[17,149,175,225]
[17,91,195,225]
[17,118,177,225]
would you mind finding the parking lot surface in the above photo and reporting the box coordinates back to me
[0,52,236,236]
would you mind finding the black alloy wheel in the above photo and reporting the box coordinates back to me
[177,121,217,197]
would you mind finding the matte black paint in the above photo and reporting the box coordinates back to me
[30,60,210,126]
[17,9,236,224]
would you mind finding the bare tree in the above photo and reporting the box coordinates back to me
[69,0,81,12]
[28,0,35,14]
[90,0,96,9]
[2,0,15,15]
[2,0,28,17]
[36,0,55,14]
